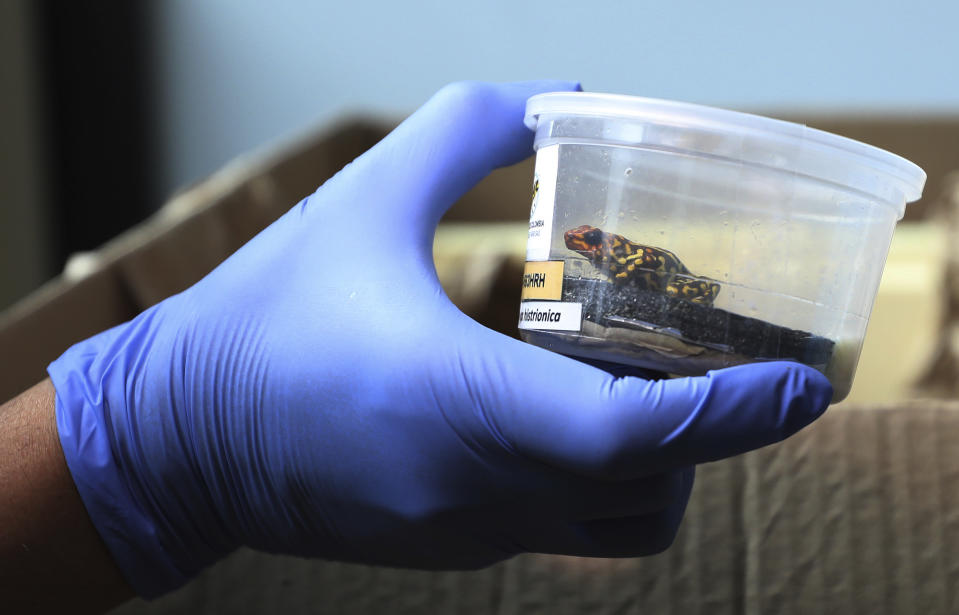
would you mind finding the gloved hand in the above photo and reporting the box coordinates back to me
[49,81,832,598]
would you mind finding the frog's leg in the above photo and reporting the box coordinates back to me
[613,251,650,284]
[665,275,722,305]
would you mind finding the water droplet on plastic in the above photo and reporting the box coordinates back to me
[624,167,633,177]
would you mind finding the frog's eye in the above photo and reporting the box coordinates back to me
[584,229,603,244]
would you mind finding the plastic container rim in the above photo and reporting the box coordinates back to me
[525,92,927,203]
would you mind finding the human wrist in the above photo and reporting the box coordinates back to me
[1,379,136,612]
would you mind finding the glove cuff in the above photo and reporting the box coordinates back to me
[49,320,193,598]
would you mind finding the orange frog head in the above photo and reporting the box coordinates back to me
[563,225,606,258]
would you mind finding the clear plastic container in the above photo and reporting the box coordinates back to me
[518,93,926,402]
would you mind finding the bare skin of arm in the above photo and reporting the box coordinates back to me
[0,379,134,614]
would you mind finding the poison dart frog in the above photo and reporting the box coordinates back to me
[564,225,721,305]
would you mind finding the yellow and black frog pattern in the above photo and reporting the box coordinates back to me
[564,225,721,305]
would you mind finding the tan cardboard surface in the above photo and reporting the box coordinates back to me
[108,402,959,615]
[916,173,959,397]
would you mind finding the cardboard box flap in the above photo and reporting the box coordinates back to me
[0,120,387,401]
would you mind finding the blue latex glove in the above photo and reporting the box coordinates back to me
[49,81,832,598]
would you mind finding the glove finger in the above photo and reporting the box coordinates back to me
[518,467,694,557]
[547,468,692,521]
[335,80,580,231]
[480,337,831,481]
[571,355,668,380]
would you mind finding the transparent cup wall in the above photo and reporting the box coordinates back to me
[520,140,900,402]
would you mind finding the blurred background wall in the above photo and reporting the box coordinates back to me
[2,0,155,310]
[5,0,959,311]
[0,0,50,311]
[150,0,959,195]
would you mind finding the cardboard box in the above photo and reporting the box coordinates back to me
[1,115,958,613]
[104,401,959,615]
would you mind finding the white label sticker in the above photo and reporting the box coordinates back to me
[526,145,559,262]
[518,301,582,331]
